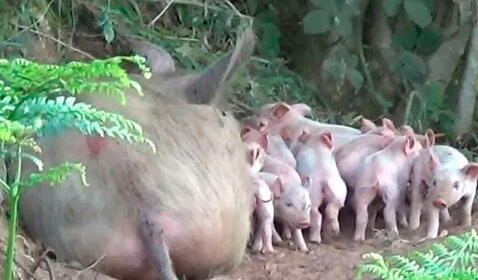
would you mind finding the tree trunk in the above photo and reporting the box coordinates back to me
[454,2,478,138]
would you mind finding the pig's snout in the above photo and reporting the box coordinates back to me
[433,198,447,209]
[297,221,310,229]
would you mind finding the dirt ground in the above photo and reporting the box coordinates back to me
[1,204,477,280]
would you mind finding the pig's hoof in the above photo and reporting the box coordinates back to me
[308,237,322,244]
[299,246,309,253]
[261,248,274,255]
[408,223,420,231]
[251,245,261,254]
[354,235,365,242]
[399,220,408,228]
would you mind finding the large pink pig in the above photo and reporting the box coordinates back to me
[409,144,478,239]
[294,130,348,243]
[353,135,422,241]
[261,154,312,252]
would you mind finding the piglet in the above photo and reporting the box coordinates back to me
[336,126,396,189]
[260,102,361,149]
[261,154,312,252]
[353,135,422,241]
[245,142,277,254]
[241,122,296,168]
[409,144,478,240]
[295,131,348,243]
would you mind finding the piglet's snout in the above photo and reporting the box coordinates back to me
[433,198,447,209]
[297,221,310,229]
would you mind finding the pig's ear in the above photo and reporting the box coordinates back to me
[291,103,312,117]
[424,129,436,147]
[403,135,417,156]
[382,118,396,132]
[427,150,440,172]
[461,163,478,181]
[320,132,334,150]
[272,176,284,198]
[360,117,376,133]
[298,126,311,143]
[271,102,291,120]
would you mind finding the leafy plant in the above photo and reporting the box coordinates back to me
[0,55,154,280]
[357,230,478,280]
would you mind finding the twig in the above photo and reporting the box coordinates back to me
[0,247,41,280]
[148,0,176,27]
[224,0,251,19]
[18,26,95,59]
[72,255,106,280]
[4,0,55,43]
[42,256,55,280]
[30,247,53,274]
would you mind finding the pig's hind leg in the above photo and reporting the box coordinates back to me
[140,211,179,280]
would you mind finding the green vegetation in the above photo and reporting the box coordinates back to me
[0,56,153,280]
[357,230,478,280]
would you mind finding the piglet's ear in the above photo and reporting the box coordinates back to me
[291,103,312,117]
[425,129,436,147]
[360,117,376,133]
[400,125,414,136]
[403,135,416,156]
[382,118,396,132]
[303,176,312,189]
[280,127,291,142]
[320,131,334,150]
[241,125,252,138]
[298,126,311,143]
[271,102,291,120]
[427,150,440,172]
[461,163,478,181]
[272,176,284,198]
[258,119,269,133]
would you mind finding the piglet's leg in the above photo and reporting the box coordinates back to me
[293,229,308,252]
[282,226,292,240]
[383,196,399,238]
[460,195,474,227]
[354,188,376,241]
[272,225,282,243]
[308,207,322,244]
[409,199,423,230]
[408,177,423,230]
[367,203,379,231]
[325,203,340,236]
[251,222,264,253]
[425,206,440,239]
[140,211,179,280]
[440,208,452,224]
[261,220,274,254]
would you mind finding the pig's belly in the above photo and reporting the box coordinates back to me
[159,212,242,279]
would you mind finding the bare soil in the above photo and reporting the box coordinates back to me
[1,205,477,280]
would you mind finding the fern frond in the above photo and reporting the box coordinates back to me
[14,96,155,152]
[357,230,478,280]
[14,162,88,189]
[0,56,151,111]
